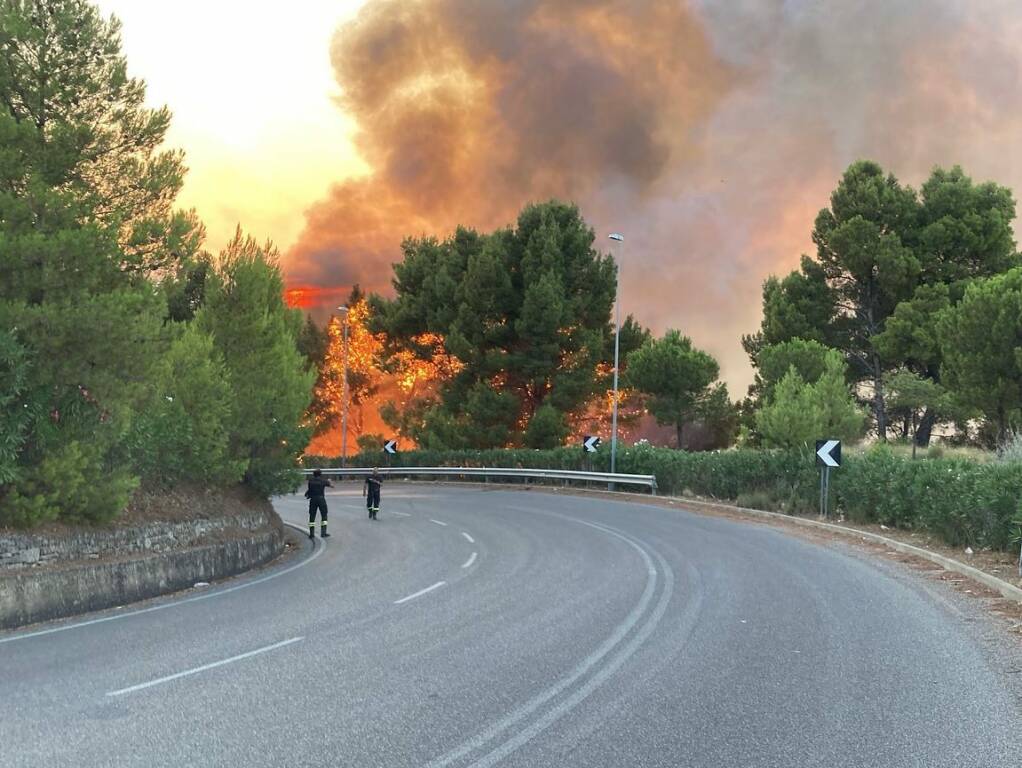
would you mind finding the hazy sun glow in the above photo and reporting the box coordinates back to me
[95,0,369,254]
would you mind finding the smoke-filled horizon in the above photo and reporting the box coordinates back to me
[283,0,1022,394]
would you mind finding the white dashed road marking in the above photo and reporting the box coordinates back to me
[106,637,304,697]
[394,581,447,605]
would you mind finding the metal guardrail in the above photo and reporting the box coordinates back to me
[301,466,658,494]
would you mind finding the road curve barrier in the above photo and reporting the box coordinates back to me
[301,466,658,495]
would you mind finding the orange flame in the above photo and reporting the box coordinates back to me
[304,297,462,455]
[284,285,350,309]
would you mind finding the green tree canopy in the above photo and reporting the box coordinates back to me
[937,268,1022,442]
[755,352,865,448]
[755,338,834,402]
[743,257,838,356]
[625,330,720,448]
[0,328,32,485]
[883,369,954,457]
[0,2,316,525]
[916,166,1018,285]
[746,160,1018,445]
[0,0,199,274]
[372,200,618,449]
[695,382,739,449]
[126,324,244,486]
[0,1,175,524]
[524,402,569,449]
[196,231,315,496]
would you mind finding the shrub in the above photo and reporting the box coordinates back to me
[0,329,32,486]
[2,441,138,527]
[524,404,568,449]
[125,326,245,488]
[735,490,781,512]
[305,442,1022,552]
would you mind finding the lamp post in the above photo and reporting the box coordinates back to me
[608,233,624,476]
[339,306,351,468]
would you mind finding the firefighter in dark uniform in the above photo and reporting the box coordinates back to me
[364,467,383,520]
[305,469,333,539]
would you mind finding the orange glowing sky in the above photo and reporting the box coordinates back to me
[95,0,370,253]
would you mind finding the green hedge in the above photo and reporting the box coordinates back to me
[304,445,1022,550]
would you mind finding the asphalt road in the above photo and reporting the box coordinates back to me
[2,485,1020,767]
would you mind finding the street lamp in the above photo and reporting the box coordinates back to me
[336,305,350,468]
[608,233,624,476]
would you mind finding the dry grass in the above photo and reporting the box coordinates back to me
[844,440,998,463]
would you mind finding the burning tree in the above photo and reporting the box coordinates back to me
[370,200,645,449]
[305,287,383,447]
[302,288,461,456]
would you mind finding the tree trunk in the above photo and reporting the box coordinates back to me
[911,412,917,460]
[872,353,887,441]
[676,422,684,450]
[914,407,936,448]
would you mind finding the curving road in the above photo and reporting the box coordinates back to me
[1,485,1020,767]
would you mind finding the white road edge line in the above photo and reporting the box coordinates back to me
[462,552,477,569]
[430,519,448,527]
[394,581,447,605]
[0,521,324,646]
[106,636,304,697]
[391,511,411,517]
[461,531,475,543]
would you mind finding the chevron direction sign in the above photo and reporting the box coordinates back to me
[383,439,398,455]
[815,439,841,468]
[582,435,602,453]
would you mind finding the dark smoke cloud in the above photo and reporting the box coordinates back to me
[286,0,1022,391]
[286,0,735,280]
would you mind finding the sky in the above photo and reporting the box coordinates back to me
[96,1,1022,394]
[95,0,368,251]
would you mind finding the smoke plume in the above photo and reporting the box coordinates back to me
[286,0,1022,391]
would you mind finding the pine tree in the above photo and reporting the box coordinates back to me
[196,231,315,496]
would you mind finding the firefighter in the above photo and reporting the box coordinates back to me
[305,469,333,539]
[364,467,383,520]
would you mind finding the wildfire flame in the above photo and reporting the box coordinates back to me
[304,296,462,455]
[284,285,350,310]
[392,333,464,394]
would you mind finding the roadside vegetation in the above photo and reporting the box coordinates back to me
[0,2,312,526]
[3,2,1021,548]
[304,160,1022,551]
[309,443,1022,553]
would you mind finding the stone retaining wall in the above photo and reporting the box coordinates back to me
[0,507,286,630]
[0,510,273,570]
